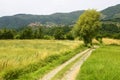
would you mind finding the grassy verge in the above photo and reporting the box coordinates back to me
[16,45,86,80]
[76,45,120,80]
[18,45,87,80]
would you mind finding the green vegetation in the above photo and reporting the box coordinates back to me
[0,3,120,80]
[0,11,84,29]
[1,4,120,40]
[0,28,15,39]
[53,28,64,40]
[100,22,120,39]
[52,49,85,80]
[76,45,120,80]
[72,9,101,46]
[101,4,120,19]
[0,40,86,80]
[0,4,120,29]
[0,26,73,40]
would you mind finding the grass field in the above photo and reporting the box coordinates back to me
[0,40,85,80]
[102,38,120,45]
[1,38,119,80]
[76,45,120,80]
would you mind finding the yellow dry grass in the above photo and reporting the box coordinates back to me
[0,40,82,76]
[93,38,120,45]
[103,38,120,45]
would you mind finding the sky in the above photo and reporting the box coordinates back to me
[0,0,120,17]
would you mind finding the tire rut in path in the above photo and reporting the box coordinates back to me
[61,49,94,80]
[39,49,92,80]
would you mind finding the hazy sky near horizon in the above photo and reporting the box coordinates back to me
[0,0,120,17]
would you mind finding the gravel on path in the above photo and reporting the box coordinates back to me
[39,49,91,80]
[61,49,94,80]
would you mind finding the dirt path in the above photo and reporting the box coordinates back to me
[39,49,91,80]
[61,49,94,80]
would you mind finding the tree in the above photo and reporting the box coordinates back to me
[0,28,15,39]
[53,28,64,40]
[65,31,74,40]
[38,27,43,39]
[72,9,101,46]
[33,27,43,39]
[20,27,33,39]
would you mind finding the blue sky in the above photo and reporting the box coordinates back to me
[0,0,120,17]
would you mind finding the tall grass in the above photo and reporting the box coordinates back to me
[102,38,120,45]
[76,45,120,80]
[93,38,120,45]
[0,40,83,80]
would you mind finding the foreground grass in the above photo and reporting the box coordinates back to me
[19,43,86,80]
[76,45,120,80]
[0,40,85,80]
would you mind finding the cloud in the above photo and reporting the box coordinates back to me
[0,0,120,16]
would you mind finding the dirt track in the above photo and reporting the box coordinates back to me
[39,48,95,80]
[61,49,93,80]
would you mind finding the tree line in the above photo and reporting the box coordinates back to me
[0,22,120,40]
[0,26,74,40]
[0,10,120,47]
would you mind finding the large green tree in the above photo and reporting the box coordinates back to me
[72,9,101,46]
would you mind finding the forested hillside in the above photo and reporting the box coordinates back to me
[0,11,84,29]
[0,4,120,29]
[101,4,120,20]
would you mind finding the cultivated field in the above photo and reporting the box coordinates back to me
[76,39,120,80]
[0,38,119,80]
[0,40,85,80]
[102,38,120,45]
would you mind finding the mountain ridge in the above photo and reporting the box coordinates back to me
[0,4,120,29]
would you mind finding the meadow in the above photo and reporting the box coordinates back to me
[76,39,120,80]
[0,40,85,80]
[0,38,119,80]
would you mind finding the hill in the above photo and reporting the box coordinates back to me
[101,4,120,20]
[0,11,84,29]
[0,4,120,29]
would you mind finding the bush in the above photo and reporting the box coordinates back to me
[43,35,55,40]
